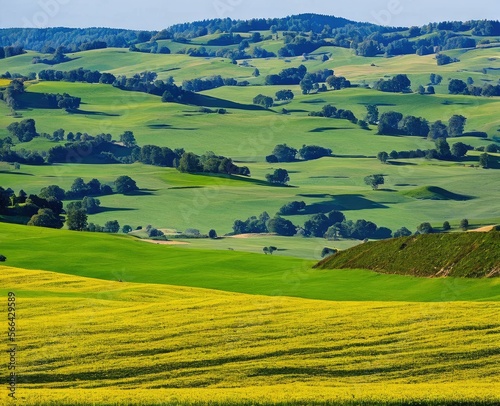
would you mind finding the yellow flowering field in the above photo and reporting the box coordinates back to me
[1,266,499,405]
[0,78,11,87]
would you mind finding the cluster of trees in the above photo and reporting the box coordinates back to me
[266,144,332,163]
[309,104,358,123]
[38,68,116,84]
[7,118,38,142]
[129,42,170,55]
[39,92,81,111]
[111,72,189,103]
[0,176,137,231]
[0,27,143,52]
[265,66,347,95]
[177,151,250,176]
[0,46,25,59]
[448,79,500,97]
[265,65,308,86]
[182,75,248,92]
[436,54,459,66]
[231,207,392,240]
[378,140,474,163]
[377,111,467,139]
[253,94,274,109]
[32,46,71,65]
[373,74,411,93]
[0,79,24,110]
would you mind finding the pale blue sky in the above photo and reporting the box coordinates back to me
[1,0,498,30]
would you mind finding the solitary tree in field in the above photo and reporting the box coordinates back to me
[364,174,385,190]
[460,219,469,231]
[114,176,138,194]
[443,221,451,231]
[266,169,290,186]
[377,151,389,164]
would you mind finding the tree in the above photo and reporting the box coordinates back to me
[272,144,297,162]
[427,86,435,94]
[460,219,469,231]
[394,227,412,238]
[39,185,66,201]
[448,79,467,94]
[442,221,451,231]
[266,169,290,185]
[27,208,63,229]
[82,196,101,214]
[275,89,294,101]
[479,153,492,168]
[104,220,120,233]
[448,115,467,137]
[365,105,379,125]
[208,229,218,239]
[267,216,297,236]
[435,138,451,159]
[417,222,434,234]
[0,255,6,262]
[66,208,87,231]
[299,74,313,94]
[428,121,448,140]
[417,85,425,95]
[120,131,136,147]
[364,174,385,190]
[451,142,469,158]
[377,151,389,163]
[115,176,138,194]
[304,214,330,238]
[378,111,403,135]
[70,177,89,197]
[321,248,337,258]
[252,68,260,77]
[122,225,133,233]
[253,94,273,109]
[278,201,306,216]
[7,119,38,142]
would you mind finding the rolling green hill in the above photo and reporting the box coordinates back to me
[0,223,498,301]
[315,231,500,278]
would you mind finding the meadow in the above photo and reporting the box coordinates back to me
[0,223,498,302]
[0,266,499,405]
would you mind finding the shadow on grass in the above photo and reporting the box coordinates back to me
[184,93,268,111]
[0,170,34,176]
[309,176,349,179]
[300,99,326,104]
[147,124,198,131]
[309,127,352,132]
[297,194,389,214]
[99,207,138,213]
[387,161,418,166]
[69,109,120,117]
[124,190,156,196]
[169,186,204,190]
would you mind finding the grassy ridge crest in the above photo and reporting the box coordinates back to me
[315,231,500,278]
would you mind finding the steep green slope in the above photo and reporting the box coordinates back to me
[315,231,500,278]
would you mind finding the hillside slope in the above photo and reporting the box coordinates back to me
[315,231,500,278]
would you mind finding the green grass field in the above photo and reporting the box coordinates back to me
[0,223,498,302]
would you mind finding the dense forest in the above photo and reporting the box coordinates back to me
[1,15,499,58]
